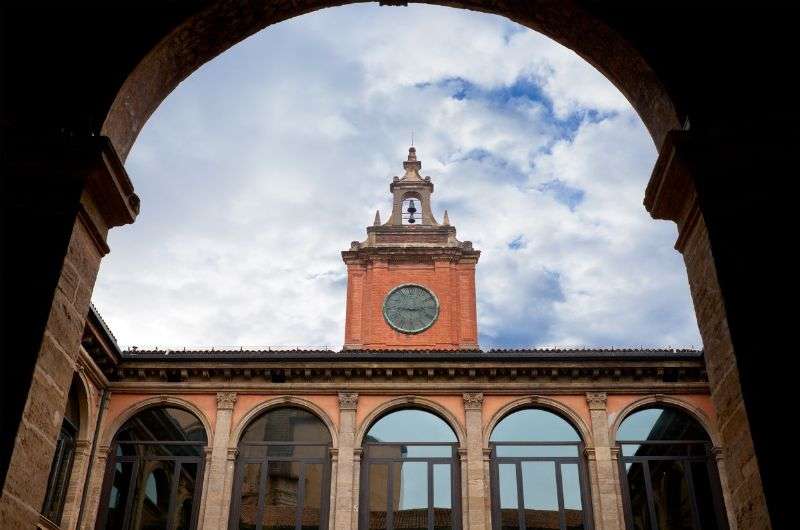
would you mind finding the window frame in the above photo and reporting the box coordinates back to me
[488,440,593,530]
[359,441,462,530]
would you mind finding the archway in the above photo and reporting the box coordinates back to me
[95,406,209,530]
[101,1,681,162]
[615,405,729,530]
[488,408,590,530]
[229,406,334,530]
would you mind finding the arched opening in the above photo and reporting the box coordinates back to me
[41,375,83,525]
[489,408,590,530]
[616,406,729,530]
[360,408,460,530]
[95,406,208,530]
[230,406,333,530]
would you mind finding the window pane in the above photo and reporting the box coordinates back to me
[263,460,301,530]
[366,410,457,443]
[491,410,580,443]
[302,463,324,530]
[495,445,578,458]
[42,427,76,523]
[649,460,694,530]
[433,464,452,530]
[117,407,206,443]
[624,462,650,530]
[497,463,518,530]
[172,462,199,530]
[242,407,332,444]
[130,459,175,530]
[618,408,709,443]
[393,461,427,530]
[238,462,262,530]
[105,460,135,530]
[520,461,558,530]
[621,443,706,458]
[368,464,389,530]
[690,462,721,530]
[560,464,585,530]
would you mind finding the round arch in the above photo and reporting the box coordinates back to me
[71,368,95,441]
[100,395,214,448]
[355,395,466,447]
[101,0,681,162]
[609,395,720,447]
[229,396,338,449]
[482,396,593,448]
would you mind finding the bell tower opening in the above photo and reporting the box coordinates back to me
[342,147,479,350]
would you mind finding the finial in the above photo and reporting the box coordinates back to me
[374,210,381,226]
[411,130,414,147]
[407,146,417,161]
[443,210,450,226]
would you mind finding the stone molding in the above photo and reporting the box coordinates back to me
[216,391,237,410]
[463,392,484,410]
[586,391,608,410]
[226,448,239,461]
[338,392,359,410]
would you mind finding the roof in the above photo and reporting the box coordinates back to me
[120,347,702,362]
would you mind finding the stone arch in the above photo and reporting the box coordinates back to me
[229,395,339,449]
[354,395,466,447]
[70,368,95,441]
[101,0,681,162]
[482,395,593,448]
[100,395,214,448]
[609,395,721,447]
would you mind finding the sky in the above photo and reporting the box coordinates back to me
[92,4,701,350]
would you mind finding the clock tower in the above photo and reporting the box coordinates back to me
[342,147,480,350]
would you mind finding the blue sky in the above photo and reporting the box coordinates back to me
[93,4,701,350]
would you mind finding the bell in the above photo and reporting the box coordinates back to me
[407,200,417,224]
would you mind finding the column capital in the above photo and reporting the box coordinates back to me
[216,392,237,410]
[462,392,484,410]
[226,447,239,461]
[583,447,597,461]
[338,392,359,410]
[586,391,607,411]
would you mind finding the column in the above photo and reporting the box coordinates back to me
[1,136,138,529]
[200,392,237,530]
[334,393,359,530]
[463,393,487,530]
[585,392,623,530]
[59,439,91,530]
[78,445,111,530]
[646,129,772,529]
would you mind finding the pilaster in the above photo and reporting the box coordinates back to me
[584,392,623,530]
[463,393,487,530]
[334,393,359,530]
[200,392,237,529]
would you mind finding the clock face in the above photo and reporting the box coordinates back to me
[383,284,440,334]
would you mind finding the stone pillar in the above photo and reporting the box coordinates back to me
[79,445,112,530]
[0,136,138,529]
[334,393,359,530]
[584,392,623,530]
[59,439,92,530]
[200,392,237,530]
[463,393,487,530]
[646,130,771,529]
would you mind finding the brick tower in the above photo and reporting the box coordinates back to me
[342,147,480,350]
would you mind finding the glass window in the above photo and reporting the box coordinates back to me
[97,406,208,530]
[360,409,460,530]
[42,378,81,524]
[489,409,588,530]
[617,407,728,530]
[232,407,332,530]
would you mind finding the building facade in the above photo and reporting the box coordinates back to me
[35,149,733,530]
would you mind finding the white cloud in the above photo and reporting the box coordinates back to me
[93,4,700,350]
